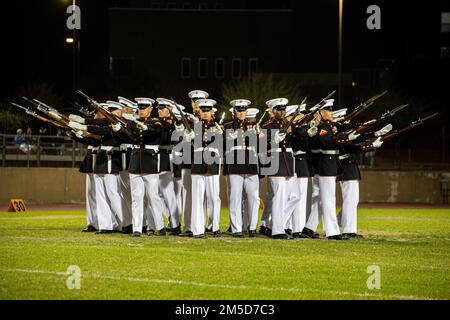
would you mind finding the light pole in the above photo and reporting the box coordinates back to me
[338,0,343,107]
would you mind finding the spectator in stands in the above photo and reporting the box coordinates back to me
[56,129,65,155]
[14,129,35,153]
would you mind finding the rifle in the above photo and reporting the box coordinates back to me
[342,90,388,122]
[77,90,135,139]
[354,104,408,135]
[171,97,192,132]
[218,112,225,125]
[381,112,439,142]
[286,91,336,130]
[280,96,308,134]
[10,102,65,128]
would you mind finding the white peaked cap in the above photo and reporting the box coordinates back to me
[332,108,348,118]
[285,105,299,117]
[171,104,185,117]
[118,96,137,109]
[134,97,155,106]
[323,99,335,108]
[188,90,209,99]
[265,98,289,108]
[196,99,217,108]
[246,108,260,118]
[156,98,176,108]
[230,99,251,108]
[106,101,124,110]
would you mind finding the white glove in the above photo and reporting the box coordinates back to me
[184,130,195,142]
[372,137,384,148]
[309,120,317,128]
[136,122,148,131]
[112,123,122,132]
[122,113,136,121]
[187,113,199,123]
[215,123,223,135]
[254,124,261,134]
[274,131,286,144]
[307,126,318,137]
[175,123,185,132]
[375,124,393,137]
[228,130,239,140]
[75,130,84,139]
[69,121,87,131]
[69,114,85,124]
[348,131,360,141]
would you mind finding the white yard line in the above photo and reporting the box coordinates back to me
[1,268,435,300]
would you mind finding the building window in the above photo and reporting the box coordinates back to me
[248,58,258,77]
[232,58,241,79]
[198,58,208,78]
[215,58,225,79]
[181,57,191,78]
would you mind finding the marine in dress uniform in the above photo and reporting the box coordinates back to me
[126,98,168,237]
[260,98,295,239]
[190,98,222,238]
[224,99,260,237]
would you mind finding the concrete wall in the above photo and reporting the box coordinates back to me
[0,168,449,206]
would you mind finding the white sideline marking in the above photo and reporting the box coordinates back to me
[1,268,434,300]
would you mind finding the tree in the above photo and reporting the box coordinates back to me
[220,74,305,118]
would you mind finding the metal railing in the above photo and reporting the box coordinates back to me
[1,134,87,168]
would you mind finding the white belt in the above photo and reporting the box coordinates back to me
[321,150,339,155]
[133,145,159,151]
[88,146,94,150]
[229,145,256,152]
[120,144,133,151]
[270,148,293,153]
[311,149,321,154]
[339,153,351,160]
[194,147,220,154]
[100,146,119,152]
[293,150,307,156]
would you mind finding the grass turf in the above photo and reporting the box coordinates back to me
[0,208,449,300]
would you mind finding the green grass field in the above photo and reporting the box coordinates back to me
[0,208,449,300]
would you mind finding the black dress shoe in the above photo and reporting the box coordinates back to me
[213,230,221,237]
[122,225,133,234]
[157,228,166,236]
[285,229,292,236]
[343,233,364,239]
[266,228,272,237]
[259,226,267,235]
[292,232,301,238]
[165,226,172,232]
[272,233,293,240]
[181,230,193,237]
[232,232,244,238]
[226,226,232,233]
[95,230,113,234]
[82,225,97,233]
[170,226,181,236]
[327,234,348,240]
[142,226,148,233]
[193,234,206,238]
[205,227,213,233]
[132,231,141,237]
[248,230,256,238]
[147,229,155,236]
[301,227,320,239]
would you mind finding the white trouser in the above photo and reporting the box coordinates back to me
[182,169,193,232]
[318,176,340,237]
[174,175,183,223]
[260,177,273,228]
[337,180,359,234]
[206,196,213,229]
[93,174,119,231]
[85,174,98,229]
[292,177,309,233]
[283,177,300,231]
[269,177,288,236]
[159,171,179,228]
[305,175,322,231]
[130,173,165,233]
[242,192,249,231]
[118,171,133,227]
[228,175,260,233]
[191,175,221,236]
